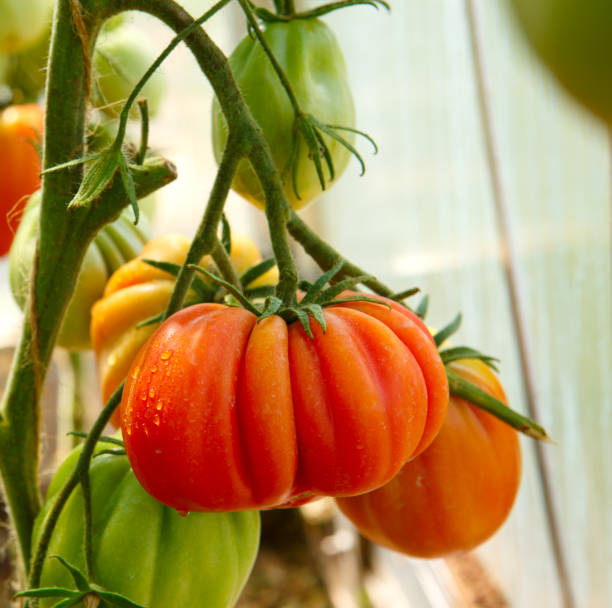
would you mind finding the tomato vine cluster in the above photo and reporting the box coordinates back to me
[1,1,549,607]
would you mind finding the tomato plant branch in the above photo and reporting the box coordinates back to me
[286,208,395,297]
[104,0,299,305]
[163,134,244,318]
[239,0,300,114]
[29,385,124,590]
[211,237,243,291]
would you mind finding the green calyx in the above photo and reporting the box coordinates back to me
[430,310,549,441]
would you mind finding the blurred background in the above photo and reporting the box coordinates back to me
[1,0,610,606]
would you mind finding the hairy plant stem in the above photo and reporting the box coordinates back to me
[29,385,124,589]
[211,238,242,291]
[164,134,244,317]
[286,208,394,297]
[239,0,300,113]
[0,0,172,569]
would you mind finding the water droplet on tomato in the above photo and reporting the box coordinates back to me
[153,415,160,426]
[156,402,163,411]
[160,351,172,360]
[149,388,156,398]
[150,366,157,373]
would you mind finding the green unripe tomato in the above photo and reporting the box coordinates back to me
[0,0,52,54]
[212,18,355,210]
[92,25,165,118]
[510,0,612,125]
[9,192,151,350]
[33,442,260,608]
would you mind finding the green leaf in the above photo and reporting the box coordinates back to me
[439,346,500,371]
[141,259,181,277]
[93,588,148,608]
[301,259,344,305]
[240,258,276,288]
[314,120,367,176]
[141,259,216,301]
[14,587,81,599]
[446,369,549,441]
[318,275,372,302]
[303,304,326,333]
[50,555,89,591]
[188,264,259,315]
[118,153,140,224]
[433,313,462,347]
[40,152,103,175]
[67,145,121,210]
[415,294,429,319]
[312,126,335,181]
[259,296,283,322]
[324,295,391,308]
[390,287,420,301]
[298,115,327,191]
[295,308,313,339]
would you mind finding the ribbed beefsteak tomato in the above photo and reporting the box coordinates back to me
[336,359,521,558]
[121,299,449,512]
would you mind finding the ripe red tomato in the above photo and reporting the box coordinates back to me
[121,301,449,512]
[336,359,521,558]
[0,104,43,256]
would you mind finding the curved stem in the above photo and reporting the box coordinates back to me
[164,134,244,318]
[286,208,394,297]
[29,385,124,588]
[239,0,301,114]
[113,0,233,144]
[211,237,242,291]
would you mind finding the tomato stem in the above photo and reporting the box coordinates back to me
[286,208,401,298]
[239,0,301,115]
[446,368,549,440]
[163,133,244,318]
[29,384,125,589]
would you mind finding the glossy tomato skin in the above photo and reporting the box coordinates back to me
[121,301,448,512]
[33,441,260,608]
[336,359,521,558]
[0,104,43,256]
[90,233,278,427]
[212,18,355,210]
[510,0,612,125]
[9,192,150,349]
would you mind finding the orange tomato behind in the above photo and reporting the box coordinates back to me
[336,359,521,558]
[0,104,43,256]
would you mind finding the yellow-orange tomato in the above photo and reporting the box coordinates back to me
[0,104,43,256]
[91,233,278,426]
[336,359,521,558]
